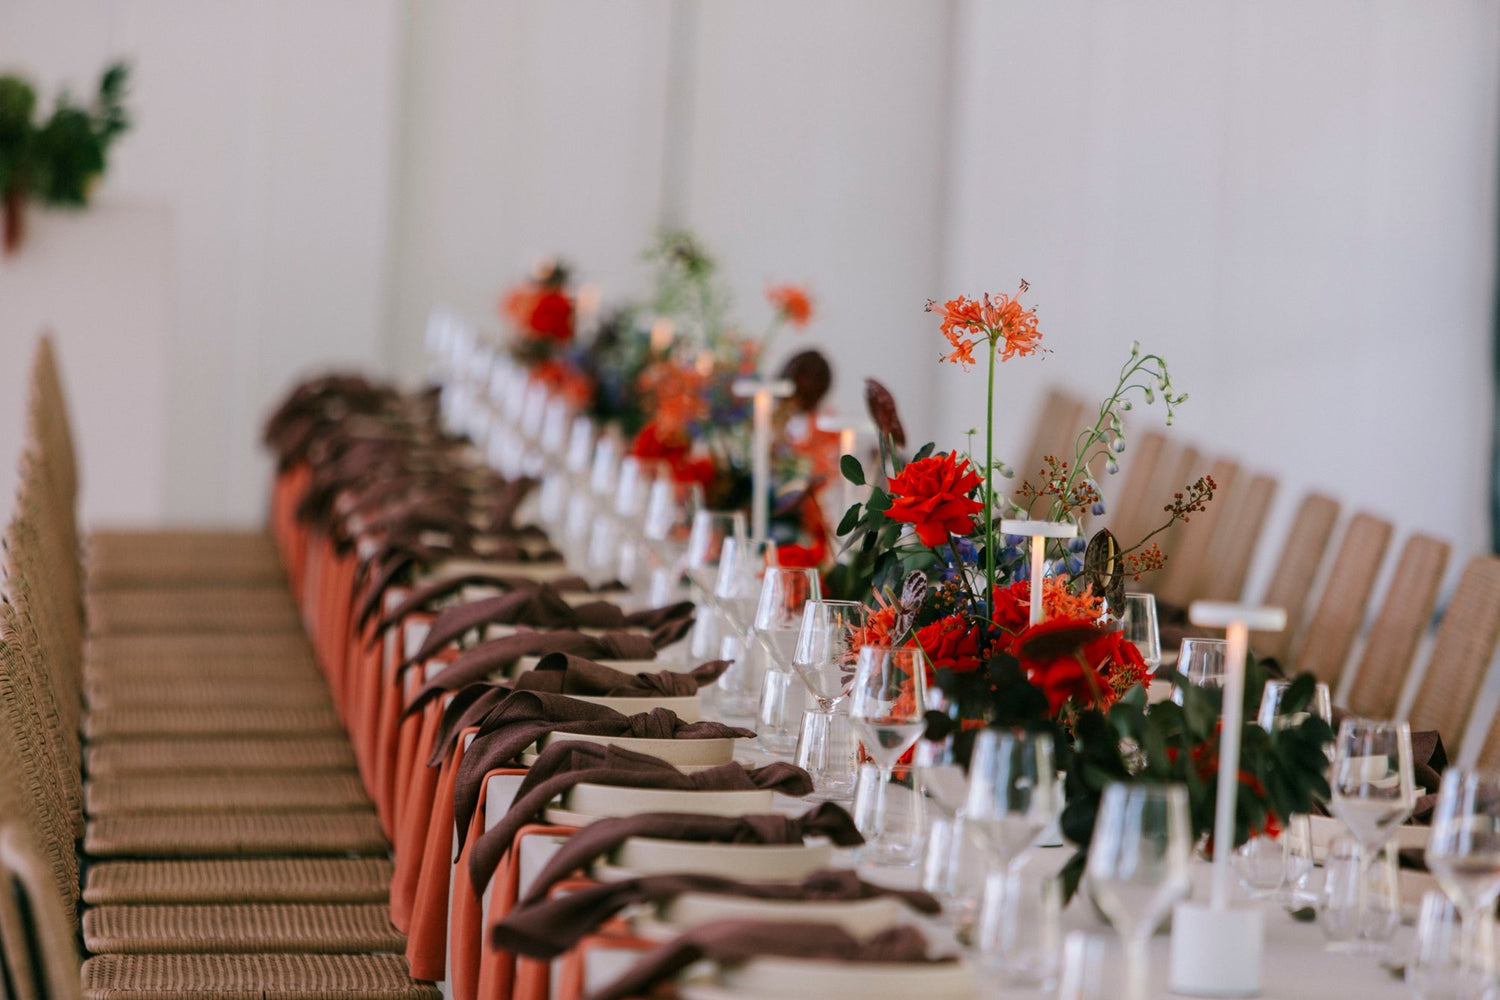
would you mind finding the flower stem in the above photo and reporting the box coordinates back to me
[985,339,997,618]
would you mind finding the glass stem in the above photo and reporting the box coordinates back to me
[1460,906,1484,976]
[875,765,892,847]
[1125,935,1148,1000]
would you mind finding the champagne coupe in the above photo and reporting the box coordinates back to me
[1328,717,1417,951]
[964,728,1058,873]
[1085,782,1193,1000]
[849,646,928,864]
[1425,768,1500,984]
[1119,593,1162,675]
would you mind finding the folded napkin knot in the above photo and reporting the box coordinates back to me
[462,740,802,894]
[586,921,947,1000]
[494,865,940,959]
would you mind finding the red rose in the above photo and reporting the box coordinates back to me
[991,581,1031,650]
[1016,617,1148,714]
[777,540,827,570]
[886,452,984,547]
[1015,617,1110,714]
[526,289,574,342]
[912,614,984,674]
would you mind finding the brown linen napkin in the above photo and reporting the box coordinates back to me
[514,802,867,909]
[464,741,808,894]
[586,920,946,1000]
[366,571,584,634]
[402,590,694,668]
[495,866,940,958]
[405,621,694,715]
[512,654,727,699]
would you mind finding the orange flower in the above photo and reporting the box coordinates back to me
[637,360,709,441]
[925,282,1041,369]
[767,284,814,327]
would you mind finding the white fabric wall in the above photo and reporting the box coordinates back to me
[936,0,1500,595]
[0,0,401,525]
[2,0,1498,582]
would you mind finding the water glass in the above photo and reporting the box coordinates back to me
[921,814,987,925]
[756,666,806,755]
[714,632,765,719]
[851,762,926,867]
[794,709,857,799]
[1119,593,1162,674]
[1407,890,1497,1000]
[791,599,869,711]
[976,864,1062,990]
[1056,933,1120,1000]
[1321,835,1400,952]
[684,510,747,596]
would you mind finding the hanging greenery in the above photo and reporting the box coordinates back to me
[0,61,131,255]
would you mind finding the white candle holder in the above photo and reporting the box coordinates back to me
[1168,600,1286,998]
[998,518,1078,626]
[732,378,794,542]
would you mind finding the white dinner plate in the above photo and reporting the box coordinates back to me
[538,732,733,766]
[615,837,832,882]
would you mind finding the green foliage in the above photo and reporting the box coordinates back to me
[1057,659,1332,900]
[0,61,130,207]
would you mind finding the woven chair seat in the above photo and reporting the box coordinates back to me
[86,677,331,710]
[84,705,343,741]
[85,657,320,687]
[85,810,387,858]
[83,903,404,955]
[86,773,369,815]
[83,858,393,905]
[88,634,316,664]
[88,588,302,636]
[86,737,357,777]
[88,530,282,589]
[81,952,440,1000]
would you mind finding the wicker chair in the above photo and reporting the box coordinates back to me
[1407,554,1500,751]
[1288,512,1393,688]
[1344,534,1451,719]
[1251,493,1341,662]
[1196,473,1277,602]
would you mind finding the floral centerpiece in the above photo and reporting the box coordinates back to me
[830,281,1330,893]
[498,258,593,407]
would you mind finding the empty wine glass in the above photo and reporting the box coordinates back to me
[1257,678,1333,730]
[849,646,928,865]
[791,600,869,713]
[791,601,869,799]
[1408,890,1496,1000]
[964,728,1058,874]
[1171,637,1228,704]
[1119,593,1161,675]
[1328,717,1416,953]
[683,510,747,598]
[1085,782,1193,1000]
[753,567,822,671]
[1425,767,1500,987]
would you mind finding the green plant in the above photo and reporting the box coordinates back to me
[0,61,130,252]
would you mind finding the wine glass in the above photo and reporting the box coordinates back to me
[964,728,1058,873]
[751,567,821,754]
[683,510,747,663]
[1170,637,1228,704]
[710,538,778,717]
[683,510,747,597]
[1327,717,1417,952]
[1256,678,1333,731]
[1425,767,1500,986]
[1119,594,1161,675]
[1085,782,1193,1000]
[849,646,928,865]
[791,600,869,713]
